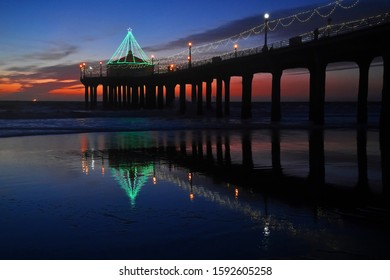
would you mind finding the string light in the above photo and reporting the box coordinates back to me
[142,6,385,74]
[108,29,152,65]
[158,0,359,67]
[85,0,382,75]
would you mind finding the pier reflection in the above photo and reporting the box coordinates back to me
[2,126,389,259]
[80,127,388,212]
[76,128,390,258]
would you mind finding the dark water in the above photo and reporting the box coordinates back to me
[0,102,389,260]
[0,102,382,137]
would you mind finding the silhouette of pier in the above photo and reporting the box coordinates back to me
[81,13,390,126]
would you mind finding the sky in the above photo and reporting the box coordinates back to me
[0,0,389,101]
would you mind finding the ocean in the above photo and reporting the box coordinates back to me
[0,101,382,137]
[0,101,388,259]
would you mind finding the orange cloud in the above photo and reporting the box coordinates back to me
[0,82,23,93]
[59,79,78,83]
[49,84,85,95]
[0,78,23,93]
[23,78,58,84]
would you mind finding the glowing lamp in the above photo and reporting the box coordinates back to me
[263,13,270,51]
[188,42,192,47]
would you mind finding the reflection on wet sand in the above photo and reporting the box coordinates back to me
[81,127,387,199]
[1,125,389,259]
[78,127,389,258]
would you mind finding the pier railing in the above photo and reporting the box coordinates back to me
[81,12,389,78]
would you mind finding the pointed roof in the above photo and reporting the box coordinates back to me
[107,29,152,65]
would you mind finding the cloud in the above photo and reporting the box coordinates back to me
[0,78,23,94]
[27,44,79,61]
[145,15,262,52]
[49,84,84,95]
[5,65,39,73]
[0,63,81,97]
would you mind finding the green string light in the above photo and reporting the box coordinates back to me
[108,29,152,66]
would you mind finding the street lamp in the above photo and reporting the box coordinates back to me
[99,61,103,77]
[263,13,269,51]
[234,44,238,58]
[151,54,154,65]
[188,42,192,68]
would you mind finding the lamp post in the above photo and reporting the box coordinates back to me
[234,44,238,58]
[151,55,155,74]
[99,61,103,77]
[188,42,192,68]
[263,13,269,51]
[326,17,332,36]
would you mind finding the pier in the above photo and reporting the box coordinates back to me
[80,13,390,126]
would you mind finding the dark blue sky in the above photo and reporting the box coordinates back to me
[0,0,388,100]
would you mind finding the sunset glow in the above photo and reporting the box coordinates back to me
[0,0,388,101]
[49,84,85,95]
[0,80,23,94]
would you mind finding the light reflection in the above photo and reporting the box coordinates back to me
[81,154,89,175]
[153,160,157,185]
[189,191,195,201]
[263,222,271,237]
[76,127,386,256]
[188,171,194,201]
[79,134,298,233]
[111,163,154,207]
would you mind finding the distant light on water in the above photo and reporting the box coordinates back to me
[32,98,37,102]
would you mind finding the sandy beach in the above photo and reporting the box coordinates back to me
[0,100,388,260]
